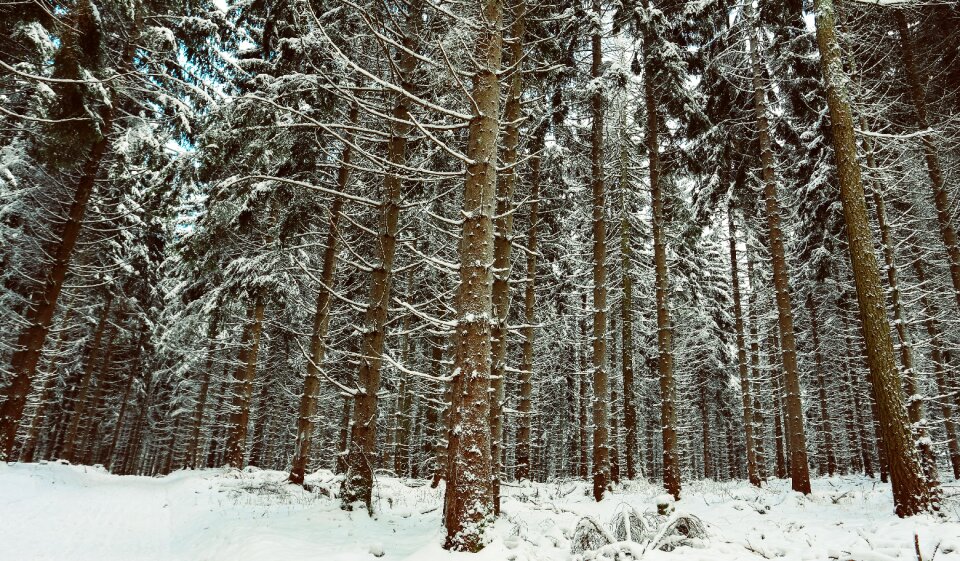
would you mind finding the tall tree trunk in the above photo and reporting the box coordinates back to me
[895,11,960,315]
[225,296,267,468]
[515,128,542,482]
[746,0,810,494]
[289,128,352,484]
[61,296,114,462]
[619,115,638,481]
[813,0,937,516]
[187,315,219,469]
[746,247,767,481]
[341,2,419,510]
[105,333,145,471]
[588,0,610,503]
[729,197,760,486]
[392,266,416,478]
[913,259,960,479]
[0,123,113,458]
[860,120,938,485]
[806,294,837,476]
[442,0,501,550]
[489,0,526,512]
[644,4,679,501]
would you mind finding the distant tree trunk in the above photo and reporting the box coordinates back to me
[913,260,960,479]
[392,266,416,478]
[489,0,526,511]
[336,396,351,475]
[588,0,610,503]
[813,0,937,516]
[105,333,145,470]
[895,11,960,315]
[19,306,75,463]
[746,0,810,494]
[187,315,219,469]
[728,196,760,487]
[770,334,787,480]
[644,5,678,501]
[426,335,446,485]
[700,380,712,479]
[746,248,767,481]
[61,296,114,463]
[443,0,501,550]
[514,128,541,482]
[0,122,113,459]
[578,322,589,480]
[225,294,266,469]
[806,294,837,476]
[618,116,638,481]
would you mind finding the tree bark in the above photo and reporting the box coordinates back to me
[806,294,837,476]
[442,0,501,550]
[514,127,541,482]
[618,114,638,481]
[746,0,810,494]
[340,2,419,510]
[729,197,760,486]
[588,0,610,503]
[913,259,960,479]
[0,119,113,459]
[489,0,526,511]
[225,295,266,468]
[813,0,937,514]
[895,11,960,315]
[289,115,353,484]
[644,4,679,501]
[187,315,219,469]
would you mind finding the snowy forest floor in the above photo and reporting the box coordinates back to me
[1,463,959,561]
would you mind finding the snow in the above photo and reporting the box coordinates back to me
[1,462,958,561]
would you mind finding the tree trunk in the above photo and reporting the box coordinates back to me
[489,0,526,511]
[618,115,638,481]
[225,296,266,468]
[442,0,501,550]
[746,0,810,494]
[644,5,679,501]
[588,0,610,503]
[61,296,113,463]
[514,128,541,482]
[728,197,760,486]
[895,11,960,315]
[392,266,416,478]
[913,259,960,479]
[289,133,352,484]
[813,0,937,516]
[187,315,219,469]
[806,294,837,476]
[0,120,113,458]
[340,3,419,510]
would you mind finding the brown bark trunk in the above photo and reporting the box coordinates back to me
[341,4,419,509]
[187,315,219,469]
[618,115,638,481]
[746,0,810,494]
[489,0,526,511]
[806,294,837,476]
[442,0,501,550]
[814,0,936,515]
[392,267,416,478]
[289,115,353,483]
[514,129,541,482]
[0,121,113,458]
[746,248,768,481]
[913,259,960,479]
[644,7,678,501]
[225,296,266,468]
[105,332,145,470]
[61,296,113,463]
[729,197,760,486]
[589,0,610,503]
[895,11,960,315]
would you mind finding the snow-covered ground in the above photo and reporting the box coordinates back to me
[1,462,958,561]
